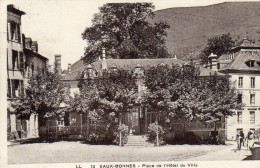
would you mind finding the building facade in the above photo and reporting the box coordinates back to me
[210,37,260,140]
[7,5,48,141]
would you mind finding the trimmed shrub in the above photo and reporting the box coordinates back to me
[147,123,165,145]
[114,124,129,146]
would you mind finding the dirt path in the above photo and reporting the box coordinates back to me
[8,141,232,164]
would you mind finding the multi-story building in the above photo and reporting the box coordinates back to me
[7,5,48,141]
[209,37,260,140]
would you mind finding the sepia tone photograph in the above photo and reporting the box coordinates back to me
[1,0,260,167]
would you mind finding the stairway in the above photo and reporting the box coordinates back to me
[125,135,154,147]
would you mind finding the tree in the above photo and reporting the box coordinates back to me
[76,68,137,145]
[142,64,181,145]
[201,33,235,64]
[142,63,243,144]
[82,3,170,64]
[170,74,242,123]
[21,67,66,126]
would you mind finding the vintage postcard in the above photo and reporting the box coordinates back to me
[1,0,260,168]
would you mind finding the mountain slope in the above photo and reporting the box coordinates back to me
[152,2,260,60]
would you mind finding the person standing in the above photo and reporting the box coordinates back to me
[236,130,244,150]
[246,130,255,150]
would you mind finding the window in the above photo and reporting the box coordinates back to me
[10,22,21,42]
[250,94,255,105]
[246,60,255,67]
[12,50,18,70]
[237,111,242,124]
[19,52,24,72]
[238,77,243,88]
[57,121,64,126]
[237,94,243,104]
[10,22,16,41]
[249,61,254,67]
[250,111,255,124]
[251,77,255,88]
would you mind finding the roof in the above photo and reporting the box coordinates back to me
[92,58,185,72]
[231,38,260,50]
[61,66,85,81]
[61,58,223,81]
[23,48,48,61]
[198,66,224,76]
[218,37,260,73]
[71,59,85,72]
[219,51,260,72]
[7,5,25,15]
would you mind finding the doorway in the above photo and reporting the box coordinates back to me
[128,106,148,135]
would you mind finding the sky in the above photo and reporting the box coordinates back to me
[6,0,260,70]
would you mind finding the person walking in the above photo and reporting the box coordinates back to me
[236,130,244,150]
[246,130,255,150]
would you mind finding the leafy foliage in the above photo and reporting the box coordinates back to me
[23,67,66,126]
[147,123,165,145]
[82,3,170,64]
[142,63,242,125]
[201,33,235,64]
[141,64,181,124]
[114,124,129,145]
[73,68,137,142]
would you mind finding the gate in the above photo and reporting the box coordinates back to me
[39,120,58,141]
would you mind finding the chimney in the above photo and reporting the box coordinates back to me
[208,53,218,71]
[31,41,38,53]
[101,48,107,70]
[68,63,71,73]
[54,54,62,74]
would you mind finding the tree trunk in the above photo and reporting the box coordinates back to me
[80,114,83,137]
[55,121,58,141]
[183,118,186,139]
[119,113,122,147]
[214,121,217,143]
[156,115,159,146]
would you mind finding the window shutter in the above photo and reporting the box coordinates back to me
[20,80,24,98]
[10,22,15,40]
[16,119,21,131]
[7,80,11,98]
[15,24,18,40]
[7,23,9,41]
[19,52,24,72]
[17,24,21,42]
[12,80,15,98]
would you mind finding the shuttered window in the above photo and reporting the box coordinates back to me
[19,52,24,72]
[238,77,243,88]
[250,111,255,124]
[237,111,242,124]
[250,94,255,105]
